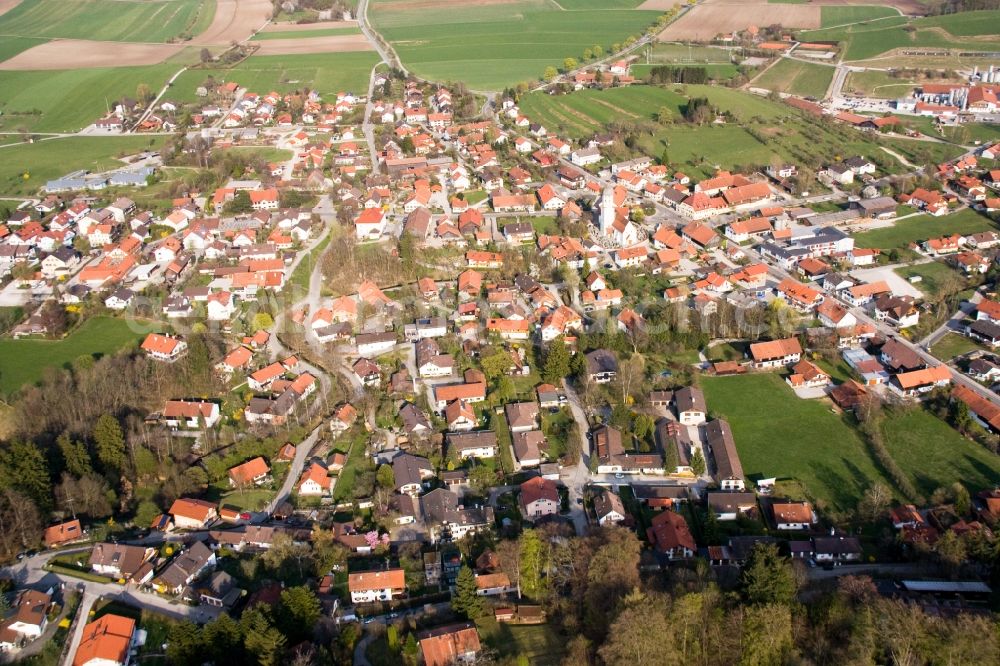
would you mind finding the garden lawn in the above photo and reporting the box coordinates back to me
[880,408,1000,496]
[929,332,985,361]
[0,0,213,42]
[0,136,164,196]
[169,52,379,102]
[217,488,274,512]
[0,63,182,133]
[894,261,964,297]
[332,430,370,503]
[475,618,566,666]
[754,58,834,98]
[701,373,892,511]
[853,209,997,250]
[0,316,147,396]
[371,0,661,89]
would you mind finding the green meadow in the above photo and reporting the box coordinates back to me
[0,135,164,196]
[169,52,380,102]
[753,58,834,99]
[0,317,148,397]
[0,63,182,132]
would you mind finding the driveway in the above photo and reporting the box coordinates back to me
[849,265,923,298]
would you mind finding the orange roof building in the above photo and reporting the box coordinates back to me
[73,614,136,666]
[419,623,482,666]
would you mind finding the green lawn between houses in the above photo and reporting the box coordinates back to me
[894,261,965,298]
[701,373,892,512]
[475,618,566,666]
[0,135,165,197]
[929,332,987,361]
[0,316,150,397]
[853,209,998,251]
[0,0,215,43]
[370,0,661,89]
[880,408,1000,496]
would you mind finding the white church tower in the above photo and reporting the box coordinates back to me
[600,184,615,235]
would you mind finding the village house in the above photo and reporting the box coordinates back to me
[419,623,481,666]
[228,457,270,487]
[772,502,816,530]
[168,498,218,529]
[72,614,137,666]
[520,477,560,519]
[348,569,406,603]
[749,338,802,369]
[647,510,696,559]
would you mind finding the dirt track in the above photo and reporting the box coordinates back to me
[253,34,375,55]
[190,0,273,45]
[0,0,20,16]
[645,0,916,12]
[657,4,821,41]
[0,40,185,70]
[261,20,358,32]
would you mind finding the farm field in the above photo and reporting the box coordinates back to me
[371,0,661,89]
[894,261,964,297]
[0,316,148,397]
[0,36,46,64]
[251,27,360,40]
[658,3,819,41]
[701,373,892,511]
[0,0,215,43]
[753,58,834,98]
[251,34,374,55]
[0,62,182,132]
[169,52,380,102]
[632,63,741,81]
[801,10,1000,61]
[853,209,997,250]
[929,332,985,361]
[0,135,164,197]
[880,408,1000,496]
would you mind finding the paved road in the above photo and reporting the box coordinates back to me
[62,590,97,666]
[264,421,324,514]
[560,380,591,535]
